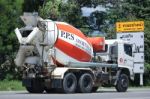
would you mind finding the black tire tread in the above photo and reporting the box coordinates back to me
[26,79,44,93]
[62,73,77,93]
[79,73,93,93]
[115,74,129,92]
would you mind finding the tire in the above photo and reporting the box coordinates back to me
[45,88,56,93]
[92,87,99,92]
[26,79,44,93]
[79,73,93,93]
[62,73,77,93]
[115,74,129,92]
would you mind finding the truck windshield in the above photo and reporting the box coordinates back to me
[124,44,132,56]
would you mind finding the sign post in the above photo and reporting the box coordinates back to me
[116,21,144,86]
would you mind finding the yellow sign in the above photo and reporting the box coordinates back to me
[116,21,144,32]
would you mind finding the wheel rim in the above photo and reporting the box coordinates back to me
[63,73,77,93]
[121,78,128,88]
[67,78,74,88]
[83,76,91,88]
[115,74,129,92]
[79,73,93,93]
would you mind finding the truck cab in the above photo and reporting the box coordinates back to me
[96,39,134,80]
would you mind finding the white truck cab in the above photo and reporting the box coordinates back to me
[96,39,134,80]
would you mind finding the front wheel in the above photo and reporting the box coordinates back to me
[115,74,129,92]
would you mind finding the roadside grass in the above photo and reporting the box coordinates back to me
[0,80,25,91]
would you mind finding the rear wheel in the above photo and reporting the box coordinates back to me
[62,73,77,93]
[26,79,44,93]
[92,87,99,92]
[45,88,57,93]
[79,73,93,93]
[115,74,129,92]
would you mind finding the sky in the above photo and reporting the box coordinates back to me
[81,5,106,17]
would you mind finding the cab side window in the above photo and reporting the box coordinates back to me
[124,44,132,56]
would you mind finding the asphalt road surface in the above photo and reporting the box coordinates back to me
[0,88,150,99]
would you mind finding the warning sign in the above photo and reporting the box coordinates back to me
[116,21,144,32]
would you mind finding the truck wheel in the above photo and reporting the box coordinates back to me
[79,73,93,93]
[115,74,129,92]
[26,79,44,93]
[92,87,99,92]
[45,88,56,93]
[62,73,77,93]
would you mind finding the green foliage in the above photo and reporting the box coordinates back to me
[145,63,150,74]
[0,0,23,55]
[0,80,25,91]
[144,20,150,63]
[144,63,150,86]
[39,0,83,27]
[39,0,61,20]
[59,0,83,27]
[0,0,23,80]
[0,59,22,80]
[22,0,44,12]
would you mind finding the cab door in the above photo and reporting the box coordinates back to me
[123,44,134,68]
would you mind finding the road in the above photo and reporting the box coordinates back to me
[0,88,150,99]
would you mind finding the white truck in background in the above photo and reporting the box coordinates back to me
[14,13,135,93]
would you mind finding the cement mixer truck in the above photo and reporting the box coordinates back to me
[14,13,135,93]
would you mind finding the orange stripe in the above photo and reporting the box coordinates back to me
[55,38,92,62]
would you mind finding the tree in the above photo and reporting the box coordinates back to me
[39,0,62,20]
[144,20,150,63]
[39,0,83,27]
[0,0,23,80]
[22,0,44,12]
